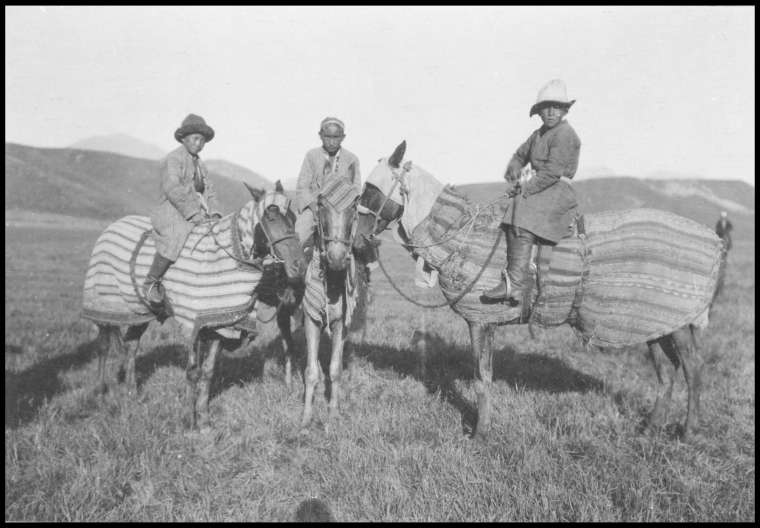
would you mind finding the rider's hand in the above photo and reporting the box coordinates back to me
[190,213,205,225]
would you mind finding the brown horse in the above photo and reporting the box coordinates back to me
[82,182,307,432]
[353,141,724,441]
[299,182,361,432]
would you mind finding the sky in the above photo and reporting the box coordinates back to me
[5,5,756,186]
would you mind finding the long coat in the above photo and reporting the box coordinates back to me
[151,146,221,261]
[295,147,361,213]
[503,120,581,243]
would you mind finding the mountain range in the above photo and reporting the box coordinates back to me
[5,141,754,241]
[5,142,272,219]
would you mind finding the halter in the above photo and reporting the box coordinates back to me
[251,202,298,264]
[314,197,360,257]
[358,162,411,240]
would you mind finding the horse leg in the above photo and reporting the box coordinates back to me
[469,321,495,439]
[300,316,322,432]
[278,307,295,390]
[185,337,203,429]
[196,337,222,434]
[671,325,703,440]
[122,323,148,396]
[327,320,346,429]
[94,324,113,397]
[645,337,678,430]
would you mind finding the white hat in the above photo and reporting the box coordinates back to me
[529,79,576,117]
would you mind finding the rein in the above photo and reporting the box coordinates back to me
[363,166,507,309]
[375,227,503,309]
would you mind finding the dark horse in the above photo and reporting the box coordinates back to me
[353,141,724,441]
[298,183,361,432]
[81,182,308,432]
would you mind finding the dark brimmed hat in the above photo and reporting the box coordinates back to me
[174,114,215,142]
[529,79,576,117]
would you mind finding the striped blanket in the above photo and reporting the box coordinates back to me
[408,189,723,343]
[82,200,267,340]
[533,208,723,347]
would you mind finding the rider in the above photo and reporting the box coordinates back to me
[144,113,223,312]
[482,79,581,307]
[294,117,362,258]
[714,210,733,251]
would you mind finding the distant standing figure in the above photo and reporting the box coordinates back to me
[714,210,733,251]
[294,117,361,253]
[145,114,223,312]
[482,79,581,306]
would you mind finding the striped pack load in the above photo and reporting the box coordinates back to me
[82,205,264,340]
[534,208,724,347]
[303,249,359,328]
[410,185,511,323]
[319,176,359,211]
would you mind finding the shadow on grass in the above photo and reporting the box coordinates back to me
[351,331,605,436]
[5,339,100,428]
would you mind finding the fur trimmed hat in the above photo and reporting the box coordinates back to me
[529,79,576,117]
[174,114,215,142]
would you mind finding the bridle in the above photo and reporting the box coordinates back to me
[250,203,299,265]
[357,163,410,241]
[314,197,360,259]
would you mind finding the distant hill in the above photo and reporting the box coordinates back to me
[5,142,272,220]
[69,134,168,160]
[459,177,754,241]
[204,159,270,189]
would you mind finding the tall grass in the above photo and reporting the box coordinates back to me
[5,224,755,521]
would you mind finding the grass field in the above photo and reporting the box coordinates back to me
[4,219,755,521]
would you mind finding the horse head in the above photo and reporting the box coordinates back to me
[315,188,359,272]
[245,181,308,285]
[354,141,414,256]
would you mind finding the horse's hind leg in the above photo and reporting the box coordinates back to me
[185,337,203,429]
[94,324,114,397]
[196,337,222,433]
[671,325,703,439]
[645,337,678,430]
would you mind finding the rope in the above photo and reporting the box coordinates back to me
[376,228,503,309]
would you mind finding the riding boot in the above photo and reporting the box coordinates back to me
[481,224,512,302]
[505,226,537,307]
[143,253,173,309]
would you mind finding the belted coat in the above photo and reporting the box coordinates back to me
[151,146,221,260]
[503,120,581,243]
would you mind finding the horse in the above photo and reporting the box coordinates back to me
[353,141,725,441]
[81,181,308,432]
[298,176,361,432]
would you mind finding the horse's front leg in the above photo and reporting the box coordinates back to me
[646,337,678,431]
[122,323,148,397]
[278,307,295,390]
[195,337,222,434]
[300,316,322,432]
[327,319,346,428]
[469,321,495,439]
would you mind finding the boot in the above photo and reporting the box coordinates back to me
[143,253,173,309]
[481,225,512,302]
[505,226,537,307]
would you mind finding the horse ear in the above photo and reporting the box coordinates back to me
[388,140,406,168]
[243,182,265,202]
[275,180,284,192]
